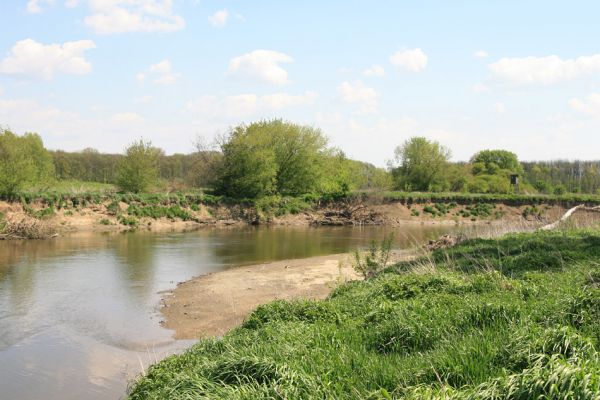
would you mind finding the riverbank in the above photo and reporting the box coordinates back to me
[0,196,572,238]
[128,228,600,399]
[159,250,414,339]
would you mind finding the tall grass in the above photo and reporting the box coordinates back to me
[128,228,600,399]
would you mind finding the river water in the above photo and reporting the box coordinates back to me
[0,224,458,399]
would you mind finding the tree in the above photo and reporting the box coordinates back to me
[391,137,451,191]
[215,120,333,198]
[470,150,523,175]
[0,128,54,197]
[116,139,160,193]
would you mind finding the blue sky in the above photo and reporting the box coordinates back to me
[1,1,600,166]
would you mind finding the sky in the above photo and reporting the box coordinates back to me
[1,1,600,166]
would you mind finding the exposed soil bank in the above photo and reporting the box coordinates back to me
[159,250,412,339]
[0,199,571,237]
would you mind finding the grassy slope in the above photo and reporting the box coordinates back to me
[128,230,600,399]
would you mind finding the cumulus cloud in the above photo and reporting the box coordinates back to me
[228,50,293,85]
[390,48,428,72]
[185,91,317,120]
[337,80,378,113]
[137,59,180,85]
[569,93,600,117]
[0,38,96,80]
[489,54,600,85]
[208,9,228,27]
[474,50,488,58]
[84,0,185,34]
[363,65,385,77]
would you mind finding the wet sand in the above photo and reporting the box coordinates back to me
[159,250,412,339]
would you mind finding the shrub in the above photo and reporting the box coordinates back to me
[352,234,394,279]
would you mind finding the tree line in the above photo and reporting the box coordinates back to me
[1,121,600,199]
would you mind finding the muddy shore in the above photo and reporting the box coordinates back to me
[159,250,413,339]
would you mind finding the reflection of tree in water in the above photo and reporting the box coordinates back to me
[209,226,455,266]
[0,235,114,316]
[111,232,158,301]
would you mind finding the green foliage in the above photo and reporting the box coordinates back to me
[0,128,54,198]
[216,120,335,199]
[522,205,543,219]
[126,204,193,221]
[391,137,452,192]
[471,149,523,176]
[26,205,55,219]
[118,215,138,227]
[128,230,600,399]
[352,234,393,279]
[116,139,160,193]
[254,195,310,218]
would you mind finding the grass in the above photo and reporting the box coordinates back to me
[375,190,600,207]
[127,228,600,399]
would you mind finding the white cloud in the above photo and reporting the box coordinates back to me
[0,97,82,136]
[185,91,317,120]
[390,48,428,72]
[65,0,79,8]
[137,59,180,85]
[27,0,55,13]
[228,50,293,85]
[0,38,96,80]
[208,9,228,27]
[260,91,318,109]
[337,80,378,113]
[84,0,185,34]
[0,95,190,152]
[363,64,385,77]
[474,50,488,58]
[569,93,600,117]
[493,102,506,114]
[489,54,600,85]
[110,111,144,124]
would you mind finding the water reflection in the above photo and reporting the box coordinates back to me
[0,224,455,399]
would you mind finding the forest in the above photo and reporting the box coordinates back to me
[2,119,600,199]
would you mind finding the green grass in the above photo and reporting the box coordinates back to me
[374,190,600,207]
[128,229,600,399]
[22,179,117,195]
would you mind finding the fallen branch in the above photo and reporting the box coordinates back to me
[539,205,600,230]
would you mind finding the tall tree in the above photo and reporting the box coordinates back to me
[391,137,451,191]
[0,128,54,197]
[215,120,333,198]
[116,139,160,193]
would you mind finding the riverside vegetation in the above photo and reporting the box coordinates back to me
[4,120,600,238]
[128,228,600,399]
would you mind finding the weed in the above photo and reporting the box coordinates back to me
[352,234,394,279]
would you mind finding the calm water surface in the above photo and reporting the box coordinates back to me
[0,224,459,399]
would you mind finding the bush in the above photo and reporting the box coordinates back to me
[352,234,394,279]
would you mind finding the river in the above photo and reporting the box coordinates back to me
[0,224,458,399]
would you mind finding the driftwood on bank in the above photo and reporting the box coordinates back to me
[539,205,600,231]
[0,217,58,240]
